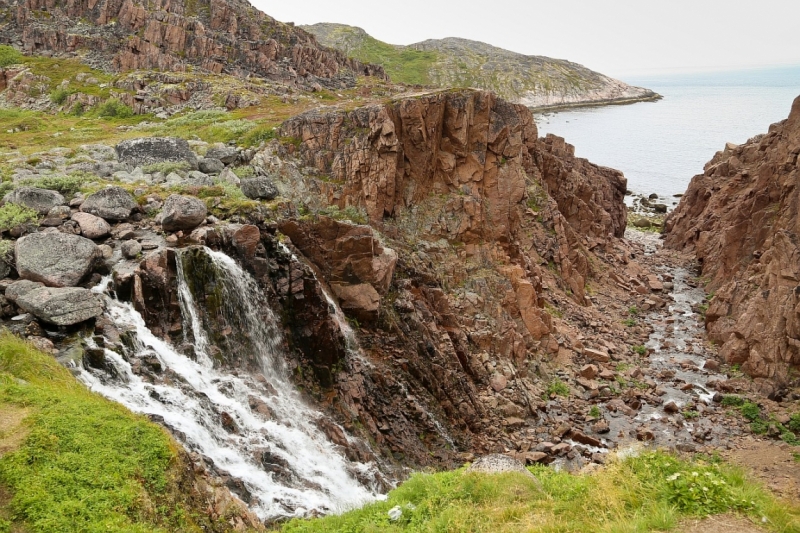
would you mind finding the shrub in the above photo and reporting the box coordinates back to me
[49,87,73,105]
[546,378,570,397]
[0,45,21,67]
[721,395,745,407]
[142,161,191,175]
[0,203,38,231]
[20,174,85,196]
[96,98,134,118]
[631,344,647,356]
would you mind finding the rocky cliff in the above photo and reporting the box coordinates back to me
[665,95,800,394]
[301,23,659,109]
[0,0,385,89]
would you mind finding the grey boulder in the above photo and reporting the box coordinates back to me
[16,286,104,326]
[81,186,137,221]
[161,194,207,232]
[5,279,45,303]
[240,177,278,200]
[3,187,65,215]
[16,232,99,287]
[116,137,198,169]
[198,157,224,174]
[205,145,238,165]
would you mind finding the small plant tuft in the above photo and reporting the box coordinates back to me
[546,378,570,398]
[631,344,647,356]
[0,203,38,231]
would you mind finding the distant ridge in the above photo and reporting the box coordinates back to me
[302,23,660,110]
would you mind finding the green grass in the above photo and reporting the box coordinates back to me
[280,451,800,532]
[325,27,437,85]
[0,46,22,68]
[0,332,221,532]
[631,344,647,356]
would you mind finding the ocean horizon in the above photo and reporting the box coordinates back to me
[534,65,800,205]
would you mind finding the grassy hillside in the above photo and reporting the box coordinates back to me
[280,452,800,533]
[303,23,659,109]
[303,24,437,86]
[0,332,250,533]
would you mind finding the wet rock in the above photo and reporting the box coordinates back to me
[568,429,602,447]
[703,359,720,371]
[198,157,224,174]
[121,240,142,259]
[16,232,99,287]
[653,203,668,213]
[71,212,111,239]
[160,194,207,232]
[240,177,278,200]
[592,420,610,433]
[636,426,655,441]
[81,187,137,221]
[663,400,680,413]
[16,286,104,325]
[3,187,65,215]
[116,137,198,169]
[220,412,239,434]
[631,217,652,228]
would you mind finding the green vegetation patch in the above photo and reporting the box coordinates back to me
[0,332,208,532]
[327,27,437,86]
[0,46,21,68]
[281,451,800,532]
[0,204,38,231]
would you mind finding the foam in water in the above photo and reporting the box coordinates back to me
[80,247,379,520]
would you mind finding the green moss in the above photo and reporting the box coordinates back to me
[0,332,210,532]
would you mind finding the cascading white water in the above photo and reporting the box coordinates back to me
[79,247,380,520]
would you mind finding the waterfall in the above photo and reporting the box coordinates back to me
[79,247,380,521]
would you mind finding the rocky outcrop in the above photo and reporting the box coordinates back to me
[16,232,99,287]
[665,95,800,390]
[1,0,385,90]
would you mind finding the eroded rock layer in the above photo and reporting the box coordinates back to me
[0,0,385,88]
[665,95,800,391]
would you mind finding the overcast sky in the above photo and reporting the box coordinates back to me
[254,0,800,78]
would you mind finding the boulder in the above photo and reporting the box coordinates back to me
[16,286,104,326]
[198,157,224,174]
[206,145,239,165]
[16,232,99,287]
[331,282,380,322]
[240,177,278,200]
[115,137,198,169]
[121,240,142,259]
[161,194,207,232]
[5,279,45,303]
[71,212,111,239]
[3,187,64,215]
[81,187,137,221]
[219,168,240,186]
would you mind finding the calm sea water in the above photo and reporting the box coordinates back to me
[534,66,800,203]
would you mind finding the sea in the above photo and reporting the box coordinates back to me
[534,65,800,207]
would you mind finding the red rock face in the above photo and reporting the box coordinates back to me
[665,95,800,390]
[279,90,626,246]
[2,0,385,88]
